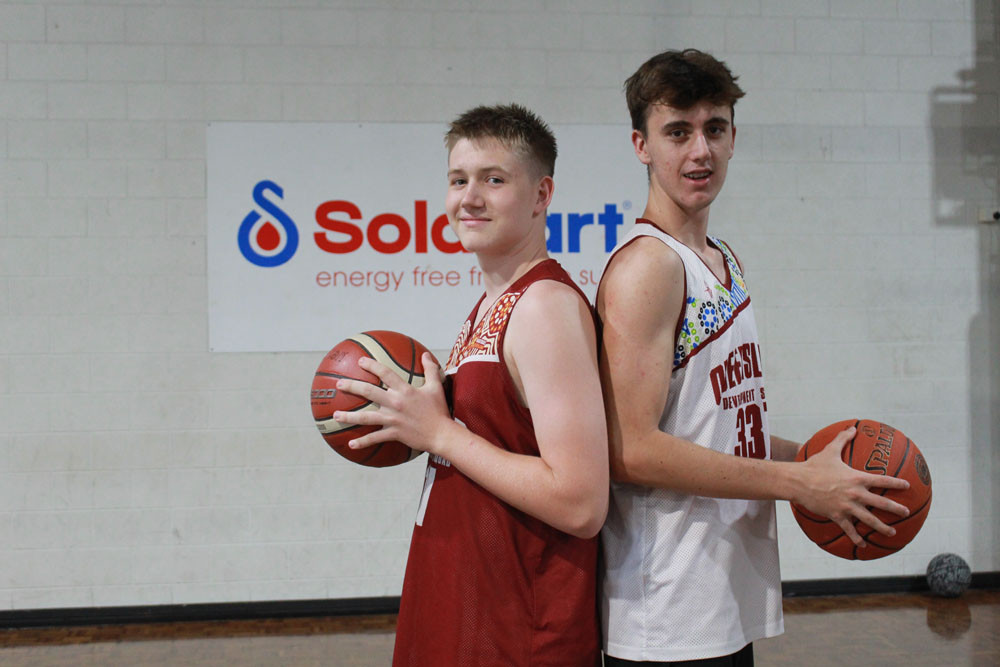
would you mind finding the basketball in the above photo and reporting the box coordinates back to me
[310,330,434,467]
[790,419,932,560]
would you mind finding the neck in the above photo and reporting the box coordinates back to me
[641,191,712,251]
[478,246,549,302]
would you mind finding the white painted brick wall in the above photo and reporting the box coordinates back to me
[0,4,44,43]
[1,0,997,612]
[865,21,933,55]
[88,45,165,82]
[831,54,899,89]
[0,83,47,118]
[8,43,88,80]
[47,5,125,44]
[8,120,88,159]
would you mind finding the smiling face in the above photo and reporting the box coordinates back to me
[445,137,553,261]
[633,100,735,222]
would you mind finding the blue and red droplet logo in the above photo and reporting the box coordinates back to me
[238,180,299,267]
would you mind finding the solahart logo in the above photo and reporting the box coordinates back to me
[238,180,299,267]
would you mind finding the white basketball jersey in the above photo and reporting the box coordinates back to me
[601,221,784,662]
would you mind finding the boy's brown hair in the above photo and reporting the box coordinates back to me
[445,103,557,178]
[625,49,745,134]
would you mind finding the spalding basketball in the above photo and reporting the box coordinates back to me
[311,330,433,467]
[791,419,932,560]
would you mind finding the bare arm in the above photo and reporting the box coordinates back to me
[335,281,608,538]
[598,238,909,545]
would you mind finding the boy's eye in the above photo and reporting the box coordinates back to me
[486,176,504,184]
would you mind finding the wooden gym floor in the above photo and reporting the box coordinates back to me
[1,590,997,666]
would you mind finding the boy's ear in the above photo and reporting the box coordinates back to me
[632,129,652,166]
[534,175,555,215]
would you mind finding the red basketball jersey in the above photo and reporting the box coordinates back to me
[392,259,601,667]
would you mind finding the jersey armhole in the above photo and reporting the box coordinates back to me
[669,249,688,371]
[596,234,646,313]
[601,234,689,373]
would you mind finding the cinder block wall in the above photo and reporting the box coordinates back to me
[1,0,997,610]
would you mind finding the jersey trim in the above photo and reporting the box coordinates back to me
[609,221,754,372]
[635,219,733,290]
[676,297,751,371]
[444,353,500,372]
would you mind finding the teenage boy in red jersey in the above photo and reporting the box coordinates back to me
[334,104,608,666]
[597,49,911,666]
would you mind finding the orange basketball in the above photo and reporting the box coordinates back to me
[791,419,932,560]
[310,330,433,467]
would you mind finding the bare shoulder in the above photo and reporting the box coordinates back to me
[511,278,592,334]
[599,236,684,329]
[504,277,599,406]
[609,234,681,269]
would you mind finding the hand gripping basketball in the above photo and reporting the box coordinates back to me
[792,419,932,560]
[793,425,911,548]
[311,331,436,467]
[335,351,451,455]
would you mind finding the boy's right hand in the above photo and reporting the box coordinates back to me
[793,426,910,548]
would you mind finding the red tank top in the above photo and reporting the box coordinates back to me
[392,259,600,667]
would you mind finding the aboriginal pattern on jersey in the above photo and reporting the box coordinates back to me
[675,238,749,369]
[445,292,519,369]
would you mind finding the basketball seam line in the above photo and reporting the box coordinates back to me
[354,333,426,381]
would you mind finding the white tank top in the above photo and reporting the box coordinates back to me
[601,221,784,661]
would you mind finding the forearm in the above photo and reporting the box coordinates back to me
[437,421,608,538]
[614,423,913,548]
[613,429,805,503]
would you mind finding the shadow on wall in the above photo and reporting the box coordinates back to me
[930,0,999,570]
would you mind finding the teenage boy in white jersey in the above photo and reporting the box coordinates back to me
[597,49,912,666]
